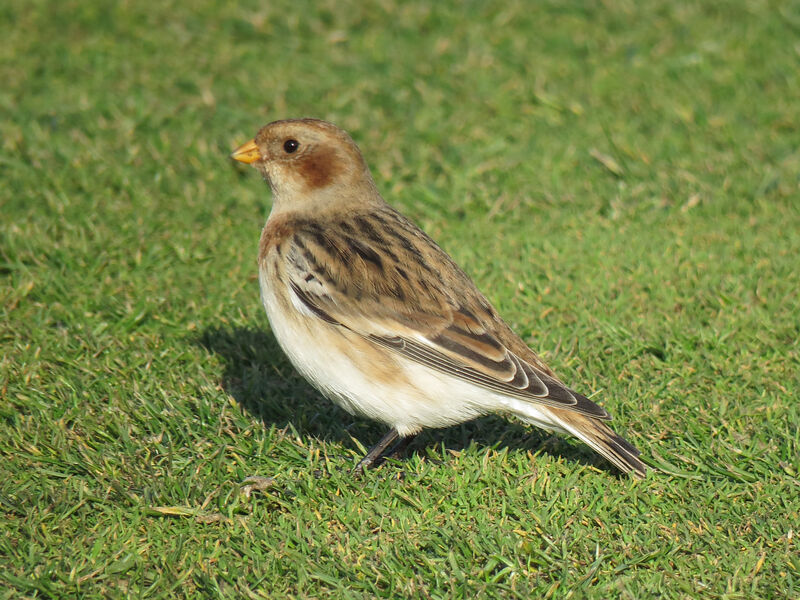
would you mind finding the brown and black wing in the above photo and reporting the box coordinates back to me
[278,208,610,419]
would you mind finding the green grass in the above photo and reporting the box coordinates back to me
[2,0,799,597]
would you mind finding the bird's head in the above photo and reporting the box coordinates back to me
[231,118,379,213]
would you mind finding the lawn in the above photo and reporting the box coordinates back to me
[1,0,799,597]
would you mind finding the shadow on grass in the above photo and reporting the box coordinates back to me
[197,325,621,477]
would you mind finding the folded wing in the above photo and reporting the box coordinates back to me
[280,212,611,420]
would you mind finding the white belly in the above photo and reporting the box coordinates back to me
[258,268,562,437]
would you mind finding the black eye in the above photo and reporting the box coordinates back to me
[283,139,299,154]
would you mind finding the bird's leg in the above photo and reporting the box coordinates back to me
[353,428,399,475]
[386,434,417,460]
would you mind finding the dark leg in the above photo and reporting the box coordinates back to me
[353,428,399,475]
[386,434,417,460]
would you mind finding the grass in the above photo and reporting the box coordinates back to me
[1,0,799,597]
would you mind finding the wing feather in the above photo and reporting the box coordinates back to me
[280,210,611,420]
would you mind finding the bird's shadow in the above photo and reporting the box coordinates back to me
[196,325,619,476]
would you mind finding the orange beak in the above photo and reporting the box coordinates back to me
[230,139,261,164]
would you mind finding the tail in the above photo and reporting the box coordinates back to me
[555,410,647,478]
[516,406,647,478]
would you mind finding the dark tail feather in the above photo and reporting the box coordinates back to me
[553,412,647,479]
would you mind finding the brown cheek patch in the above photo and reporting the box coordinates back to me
[295,146,345,190]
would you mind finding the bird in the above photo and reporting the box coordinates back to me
[231,118,646,479]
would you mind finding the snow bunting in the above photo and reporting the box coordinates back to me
[231,118,646,478]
